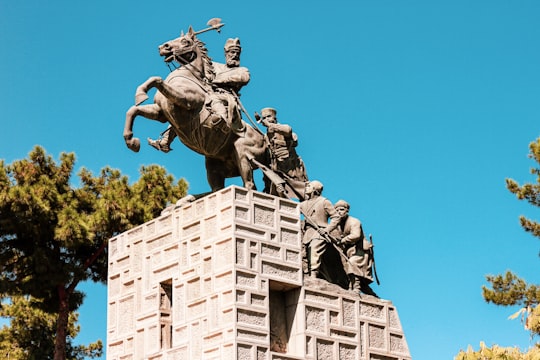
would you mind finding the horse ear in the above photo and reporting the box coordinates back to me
[187,26,194,36]
[180,30,184,36]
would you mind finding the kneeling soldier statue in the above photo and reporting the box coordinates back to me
[334,200,378,297]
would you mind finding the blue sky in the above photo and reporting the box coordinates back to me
[2,1,540,359]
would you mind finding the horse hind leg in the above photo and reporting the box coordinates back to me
[236,153,256,191]
[205,157,227,192]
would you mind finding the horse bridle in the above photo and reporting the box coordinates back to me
[167,44,210,89]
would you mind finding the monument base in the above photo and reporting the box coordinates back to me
[106,186,411,360]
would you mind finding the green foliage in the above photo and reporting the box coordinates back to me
[481,137,540,340]
[455,342,540,360]
[483,272,540,308]
[0,146,188,358]
[0,296,102,360]
[506,138,540,238]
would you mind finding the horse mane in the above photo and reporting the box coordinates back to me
[193,37,215,84]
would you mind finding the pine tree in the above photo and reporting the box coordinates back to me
[0,146,188,360]
[455,138,540,359]
[482,137,540,338]
[0,295,102,359]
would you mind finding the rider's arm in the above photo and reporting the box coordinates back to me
[214,67,250,88]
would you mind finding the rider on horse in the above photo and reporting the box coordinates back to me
[148,38,250,152]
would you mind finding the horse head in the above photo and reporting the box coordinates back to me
[158,27,215,81]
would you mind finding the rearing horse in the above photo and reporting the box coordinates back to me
[123,27,268,192]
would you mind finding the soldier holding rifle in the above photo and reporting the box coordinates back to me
[300,180,340,280]
[257,108,308,181]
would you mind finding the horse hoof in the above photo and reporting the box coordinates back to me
[135,93,149,106]
[126,137,141,152]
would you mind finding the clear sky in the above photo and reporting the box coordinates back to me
[1,1,540,359]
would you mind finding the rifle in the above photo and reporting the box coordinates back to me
[248,156,368,278]
[301,208,368,277]
[369,234,380,285]
[248,156,305,200]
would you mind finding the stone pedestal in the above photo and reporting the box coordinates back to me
[106,186,411,360]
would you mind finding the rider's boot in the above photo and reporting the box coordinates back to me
[147,138,171,153]
[147,127,174,153]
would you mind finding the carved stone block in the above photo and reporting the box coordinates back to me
[107,186,410,360]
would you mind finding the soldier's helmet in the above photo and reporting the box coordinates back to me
[309,180,324,194]
[224,38,241,52]
[334,200,350,209]
[261,107,277,118]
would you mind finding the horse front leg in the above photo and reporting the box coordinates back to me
[135,76,162,105]
[153,78,204,110]
[124,104,163,152]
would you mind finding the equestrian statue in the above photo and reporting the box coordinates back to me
[123,19,268,192]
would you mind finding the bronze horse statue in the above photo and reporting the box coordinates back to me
[123,27,268,192]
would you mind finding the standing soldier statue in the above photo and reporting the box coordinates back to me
[300,180,340,280]
[257,107,308,195]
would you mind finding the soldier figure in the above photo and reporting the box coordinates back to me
[300,180,340,280]
[205,38,250,133]
[258,107,308,195]
[211,38,250,94]
[148,38,250,151]
[334,200,378,297]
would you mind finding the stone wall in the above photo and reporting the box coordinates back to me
[106,186,411,360]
